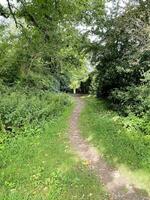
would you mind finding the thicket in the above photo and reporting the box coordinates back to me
[84,1,150,135]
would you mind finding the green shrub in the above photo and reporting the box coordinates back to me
[0,89,72,142]
[20,71,60,92]
[109,85,150,116]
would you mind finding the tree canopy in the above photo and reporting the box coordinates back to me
[0,0,149,110]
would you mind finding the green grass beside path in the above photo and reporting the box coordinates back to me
[80,96,150,196]
[0,98,108,200]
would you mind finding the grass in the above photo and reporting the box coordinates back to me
[0,98,108,200]
[80,96,150,195]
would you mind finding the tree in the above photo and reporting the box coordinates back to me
[85,0,150,114]
[0,0,91,91]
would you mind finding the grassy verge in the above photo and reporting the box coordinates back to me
[0,97,108,200]
[80,96,150,195]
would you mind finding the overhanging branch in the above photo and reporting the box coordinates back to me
[6,0,18,27]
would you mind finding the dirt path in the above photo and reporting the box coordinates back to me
[69,96,150,200]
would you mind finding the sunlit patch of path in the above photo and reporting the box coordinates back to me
[69,95,150,200]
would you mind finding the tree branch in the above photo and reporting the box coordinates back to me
[6,0,18,27]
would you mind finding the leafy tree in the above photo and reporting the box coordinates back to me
[87,0,150,115]
[0,0,91,91]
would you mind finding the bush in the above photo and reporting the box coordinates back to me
[119,114,150,136]
[20,71,61,92]
[109,84,150,116]
[0,89,72,143]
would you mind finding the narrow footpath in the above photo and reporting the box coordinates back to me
[69,96,150,200]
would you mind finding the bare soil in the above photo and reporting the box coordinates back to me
[69,96,150,200]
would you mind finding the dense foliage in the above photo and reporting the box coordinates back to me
[0,0,91,92]
[0,88,71,143]
[83,0,150,135]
